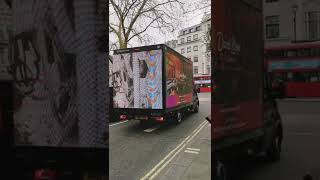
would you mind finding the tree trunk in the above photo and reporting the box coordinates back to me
[119,38,128,49]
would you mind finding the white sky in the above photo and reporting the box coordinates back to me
[109,0,211,50]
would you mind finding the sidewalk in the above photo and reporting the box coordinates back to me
[156,123,211,180]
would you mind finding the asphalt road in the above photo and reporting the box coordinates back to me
[109,93,211,180]
[233,99,320,180]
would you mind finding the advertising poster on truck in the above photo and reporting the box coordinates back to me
[213,0,264,141]
[1,1,109,178]
[112,45,193,114]
[166,51,193,108]
[9,0,108,149]
[112,49,163,109]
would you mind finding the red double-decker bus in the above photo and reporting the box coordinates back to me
[265,41,320,97]
[193,75,211,92]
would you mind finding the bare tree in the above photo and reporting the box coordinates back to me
[109,0,184,49]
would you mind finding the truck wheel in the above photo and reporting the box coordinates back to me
[139,120,147,128]
[215,160,227,180]
[174,112,182,124]
[266,134,281,162]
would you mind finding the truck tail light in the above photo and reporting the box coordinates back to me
[155,116,164,121]
[120,115,127,120]
[34,169,57,180]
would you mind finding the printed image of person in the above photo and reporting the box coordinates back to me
[113,54,134,108]
[11,5,78,146]
[139,58,148,108]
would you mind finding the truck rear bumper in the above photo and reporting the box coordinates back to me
[119,114,166,122]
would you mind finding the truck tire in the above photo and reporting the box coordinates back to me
[139,120,148,128]
[266,134,281,162]
[214,159,227,180]
[174,112,182,124]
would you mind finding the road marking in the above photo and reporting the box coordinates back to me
[184,150,199,154]
[186,122,207,144]
[186,148,200,152]
[140,120,208,180]
[140,135,191,180]
[148,122,208,180]
[144,125,161,133]
[109,120,128,127]
[140,121,206,180]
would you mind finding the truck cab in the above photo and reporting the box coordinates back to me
[192,88,199,113]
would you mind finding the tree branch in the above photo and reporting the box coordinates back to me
[128,17,158,42]
[126,0,148,40]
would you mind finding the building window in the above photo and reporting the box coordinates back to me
[187,47,191,53]
[187,36,191,42]
[181,48,185,54]
[196,26,201,31]
[181,38,185,44]
[193,45,198,51]
[183,30,187,35]
[193,34,198,40]
[305,11,320,40]
[189,29,192,33]
[265,15,280,39]
[266,0,279,2]
[194,55,199,62]
[194,66,198,74]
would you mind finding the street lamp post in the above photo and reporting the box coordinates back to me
[292,4,298,43]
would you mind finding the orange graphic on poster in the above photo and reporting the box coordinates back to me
[166,52,193,108]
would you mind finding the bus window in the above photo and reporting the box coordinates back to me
[287,72,293,81]
[310,72,320,82]
[311,48,320,56]
[297,48,311,57]
[288,50,297,57]
[268,50,285,58]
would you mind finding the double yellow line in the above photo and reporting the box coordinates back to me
[140,120,209,180]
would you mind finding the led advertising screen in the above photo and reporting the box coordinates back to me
[112,50,163,109]
[11,1,107,148]
[166,51,193,108]
[11,31,79,147]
